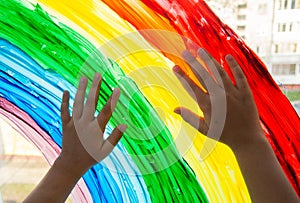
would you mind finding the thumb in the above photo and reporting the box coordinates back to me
[97,124,127,161]
[61,91,71,126]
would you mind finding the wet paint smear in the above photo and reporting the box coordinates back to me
[0,1,208,202]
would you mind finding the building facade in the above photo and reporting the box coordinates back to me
[206,0,300,89]
[271,0,300,88]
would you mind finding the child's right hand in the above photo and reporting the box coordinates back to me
[173,48,265,152]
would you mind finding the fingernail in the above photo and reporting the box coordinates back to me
[198,48,206,57]
[62,91,69,101]
[94,72,101,80]
[226,54,234,62]
[182,50,193,60]
[174,108,181,114]
[113,88,120,96]
[173,65,181,73]
[118,124,128,133]
[80,76,87,83]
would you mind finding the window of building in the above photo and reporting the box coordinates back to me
[274,43,298,53]
[282,23,286,31]
[277,23,289,32]
[291,0,296,8]
[284,0,288,9]
[274,44,279,53]
[238,3,247,9]
[292,43,298,52]
[237,25,246,31]
[289,23,293,31]
[255,45,266,55]
[237,15,246,20]
[272,64,296,75]
[278,0,283,9]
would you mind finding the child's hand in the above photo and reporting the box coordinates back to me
[173,49,298,202]
[59,73,127,176]
[173,49,265,152]
[24,73,127,203]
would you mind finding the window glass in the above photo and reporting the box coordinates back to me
[282,23,286,31]
[272,64,296,75]
[284,0,288,9]
[292,0,296,8]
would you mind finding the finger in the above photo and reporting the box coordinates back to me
[97,125,127,161]
[60,91,71,126]
[83,73,102,119]
[173,65,210,111]
[97,88,120,131]
[198,49,233,90]
[225,55,250,90]
[73,76,88,118]
[94,75,101,109]
[174,107,209,135]
[107,124,127,146]
[182,50,216,90]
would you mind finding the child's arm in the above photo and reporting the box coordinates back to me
[24,73,127,203]
[173,49,299,202]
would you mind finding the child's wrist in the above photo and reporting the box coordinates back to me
[54,155,88,179]
[229,131,269,154]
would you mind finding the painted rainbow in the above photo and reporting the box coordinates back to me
[0,0,299,202]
